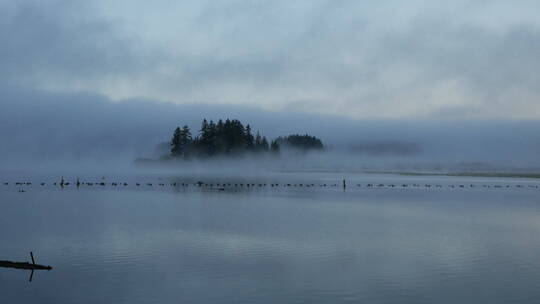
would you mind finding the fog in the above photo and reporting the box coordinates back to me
[1,85,539,177]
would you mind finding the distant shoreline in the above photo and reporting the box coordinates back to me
[134,158,540,179]
[388,171,540,179]
[278,169,540,179]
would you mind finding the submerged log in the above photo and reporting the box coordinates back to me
[0,252,52,271]
[0,260,52,271]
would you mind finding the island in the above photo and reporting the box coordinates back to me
[166,119,324,159]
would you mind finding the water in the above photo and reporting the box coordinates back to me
[1,174,540,303]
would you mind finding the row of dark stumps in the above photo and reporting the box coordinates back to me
[3,178,539,191]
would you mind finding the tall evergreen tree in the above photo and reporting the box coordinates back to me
[245,124,254,150]
[254,131,262,148]
[179,125,192,157]
[170,127,182,157]
[206,120,217,155]
[200,119,209,143]
[181,125,192,143]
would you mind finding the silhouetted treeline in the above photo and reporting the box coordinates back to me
[170,119,276,158]
[169,119,323,159]
[275,134,324,150]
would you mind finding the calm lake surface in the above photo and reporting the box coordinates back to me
[1,174,540,303]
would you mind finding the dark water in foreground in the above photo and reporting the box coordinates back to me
[1,177,540,303]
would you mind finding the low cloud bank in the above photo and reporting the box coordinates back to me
[1,86,539,176]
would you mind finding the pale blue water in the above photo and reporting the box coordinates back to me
[1,174,540,303]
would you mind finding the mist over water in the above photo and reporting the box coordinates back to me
[1,85,539,178]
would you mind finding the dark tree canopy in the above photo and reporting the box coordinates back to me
[170,119,265,158]
[275,134,324,150]
[170,125,193,158]
[169,119,323,159]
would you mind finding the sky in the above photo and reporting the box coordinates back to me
[1,0,539,119]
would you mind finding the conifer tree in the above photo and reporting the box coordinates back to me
[170,127,182,157]
[207,120,217,155]
[200,119,209,142]
[245,124,254,150]
[255,131,262,148]
[181,125,192,143]
[179,125,192,157]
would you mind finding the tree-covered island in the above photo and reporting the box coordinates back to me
[169,119,324,159]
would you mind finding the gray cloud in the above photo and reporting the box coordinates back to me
[0,0,539,119]
[0,0,141,87]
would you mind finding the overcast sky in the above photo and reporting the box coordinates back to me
[1,0,539,119]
